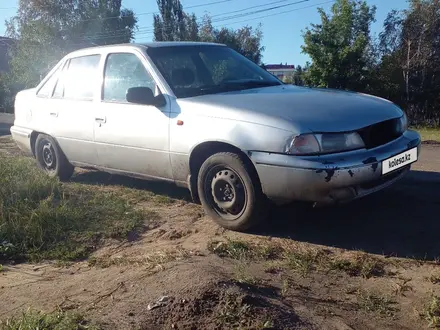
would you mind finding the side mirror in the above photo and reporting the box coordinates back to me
[126,87,166,107]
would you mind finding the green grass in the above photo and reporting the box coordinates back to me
[0,156,157,262]
[413,127,440,142]
[209,239,389,279]
[429,273,440,285]
[425,296,440,328]
[0,309,99,330]
[282,249,321,276]
[330,253,385,278]
[208,238,283,261]
[357,291,398,317]
[215,291,252,328]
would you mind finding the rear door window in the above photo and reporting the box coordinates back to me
[62,54,101,100]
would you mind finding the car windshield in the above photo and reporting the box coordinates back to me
[146,45,282,98]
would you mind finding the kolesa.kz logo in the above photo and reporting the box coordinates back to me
[389,153,411,169]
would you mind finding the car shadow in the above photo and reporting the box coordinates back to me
[255,170,440,261]
[0,123,12,137]
[71,170,192,202]
[72,169,440,261]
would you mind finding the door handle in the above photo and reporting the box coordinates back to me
[50,112,58,117]
[95,116,106,123]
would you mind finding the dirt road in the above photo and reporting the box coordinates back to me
[1,136,440,330]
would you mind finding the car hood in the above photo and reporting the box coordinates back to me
[177,85,403,133]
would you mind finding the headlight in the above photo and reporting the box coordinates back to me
[285,132,365,155]
[396,112,408,133]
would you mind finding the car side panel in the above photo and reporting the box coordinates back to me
[50,98,99,165]
[168,98,294,182]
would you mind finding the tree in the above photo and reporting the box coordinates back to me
[373,0,440,125]
[6,0,137,88]
[153,0,265,64]
[301,0,376,91]
[153,0,198,41]
[293,65,304,86]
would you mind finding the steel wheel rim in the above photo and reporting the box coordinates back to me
[204,165,247,221]
[41,140,56,170]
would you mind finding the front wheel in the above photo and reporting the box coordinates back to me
[35,134,74,181]
[197,152,268,231]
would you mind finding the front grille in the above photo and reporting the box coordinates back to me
[357,118,402,149]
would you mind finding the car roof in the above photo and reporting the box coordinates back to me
[66,41,226,58]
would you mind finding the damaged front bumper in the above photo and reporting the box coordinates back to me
[250,130,421,205]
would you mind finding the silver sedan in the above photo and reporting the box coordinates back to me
[11,42,421,231]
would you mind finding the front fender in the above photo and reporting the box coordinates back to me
[169,113,296,182]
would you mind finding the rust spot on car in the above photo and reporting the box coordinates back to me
[362,156,378,172]
[324,169,336,182]
[348,170,354,177]
[317,167,339,182]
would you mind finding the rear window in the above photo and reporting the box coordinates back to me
[37,64,63,98]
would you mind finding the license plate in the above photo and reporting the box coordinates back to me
[382,147,418,175]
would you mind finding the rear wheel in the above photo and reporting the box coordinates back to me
[35,134,74,180]
[197,152,268,231]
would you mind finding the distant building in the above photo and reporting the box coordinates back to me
[265,64,295,81]
[0,37,15,73]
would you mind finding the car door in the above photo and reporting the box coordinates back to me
[48,54,102,165]
[94,51,172,180]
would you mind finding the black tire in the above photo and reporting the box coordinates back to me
[197,152,268,231]
[35,134,74,181]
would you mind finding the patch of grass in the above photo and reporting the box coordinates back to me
[330,253,385,278]
[255,319,275,330]
[152,194,175,205]
[429,273,440,285]
[0,309,99,330]
[414,126,440,142]
[208,239,254,260]
[216,291,251,328]
[357,291,398,317]
[283,248,327,276]
[425,296,440,328]
[0,156,157,262]
[0,264,3,272]
[392,278,413,296]
[208,239,284,261]
[88,248,191,271]
[281,277,291,297]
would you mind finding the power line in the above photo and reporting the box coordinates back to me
[79,0,310,40]
[84,0,334,42]
[211,0,303,17]
[186,0,233,9]
[208,0,310,22]
[135,0,335,42]
[20,0,334,46]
